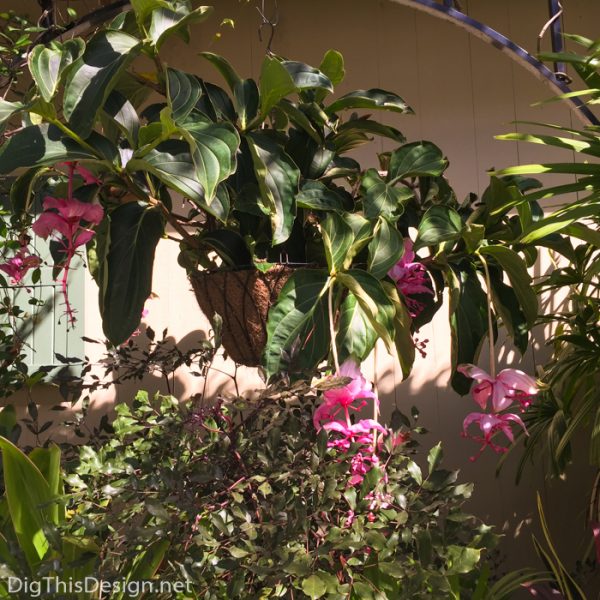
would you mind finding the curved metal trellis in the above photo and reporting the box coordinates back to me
[388,0,600,126]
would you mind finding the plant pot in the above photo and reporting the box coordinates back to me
[189,265,293,366]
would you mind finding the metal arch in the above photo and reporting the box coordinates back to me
[387,0,600,126]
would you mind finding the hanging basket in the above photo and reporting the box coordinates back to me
[189,265,293,366]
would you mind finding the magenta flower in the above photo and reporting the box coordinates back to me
[31,196,104,325]
[32,197,104,247]
[458,364,538,412]
[0,248,41,285]
[388,239,433,317]
[323,419,387,452]
[313,359,377,430]
[462,411,528,461]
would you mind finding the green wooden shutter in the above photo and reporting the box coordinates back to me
[8,232,85,371]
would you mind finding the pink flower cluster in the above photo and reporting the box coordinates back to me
[0,247,41,285]
[458,363,538,461]
[314,359,404,486]
[30,162,103,325]
[388,239,433,318]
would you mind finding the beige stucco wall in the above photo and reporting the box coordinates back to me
[5,0,600,582]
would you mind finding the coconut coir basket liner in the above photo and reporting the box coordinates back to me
[190,265,293,366]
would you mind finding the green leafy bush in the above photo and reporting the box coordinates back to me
[60,385,499,599]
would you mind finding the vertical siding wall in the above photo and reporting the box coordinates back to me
[6,0,600,577]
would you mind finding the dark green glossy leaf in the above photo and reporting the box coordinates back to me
[28,38,84,103]
[200,51,243,91]
[282,61,333,92]
[480,245,537,327]
[0,124,114,174]
[327,88,413,115]
[332,117,405,153]
[368,217,403,279]
[181,116,239,201]
[448,266,488,394]
[388,141,447,180]
[264,269,330,377]
[415,205,462,250]
[296,180,345,211]
[100,202,164,345]
[167,68,202,122]
[197,230,252,267]
[63,30,141,138]
[149,5,212,49]
[488,267,528,354]
[247,132,299,244]
[382,281,415,379]
[361,168,412,220]
[278,99,321,143]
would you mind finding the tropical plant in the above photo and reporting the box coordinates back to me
[0,0,543,393]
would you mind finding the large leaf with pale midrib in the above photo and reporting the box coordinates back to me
[167,68,203,122]
[247,132,299,244]
[181,116,240,201]
[336,293,378,363]
[100,202,164,345]
[388,141,448,180]
[368,217,403,279]
[63,30,141,138]
[29,39,84,103]
[415,205,463,250]
[264,269,330,377]
[321,212,354,273]
[361,168,412,220]
[0,124,115,174]
[127,141,229,220]
[336,270,395,351]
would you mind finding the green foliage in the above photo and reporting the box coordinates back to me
[56,386,502,599]
[0,1,542,388]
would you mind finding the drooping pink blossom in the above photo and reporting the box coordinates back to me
[458,364,538,412]
[0,248,41,285]
[462,411,528,461]
[31,196,104,325]
[313,359,377,430]
[323,419,387,452]
[388,239,433,317]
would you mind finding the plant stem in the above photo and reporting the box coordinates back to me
[477,252,496,379]
[372,342,379,452]
[328,280,340,373]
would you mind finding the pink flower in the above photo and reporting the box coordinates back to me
[324,419,387,452]
[31,196,104,326]
[0,248,41,284]
[32,197,104,247]
[313,359,377,430]
[388,239,433,317]
[462,411,528,461]
[458,364,538,412]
